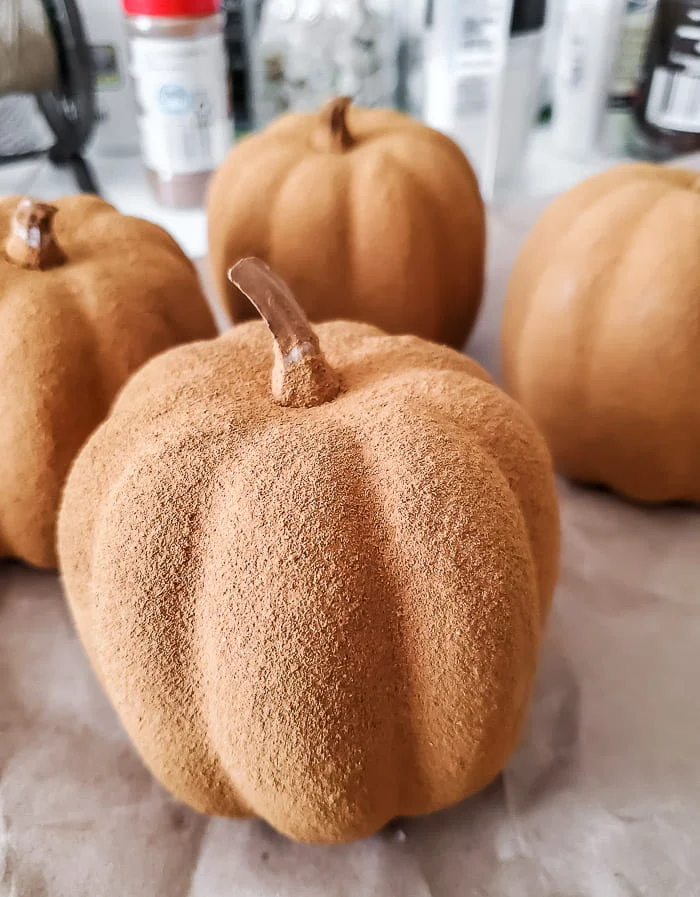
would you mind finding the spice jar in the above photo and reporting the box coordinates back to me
[122,0,233,208]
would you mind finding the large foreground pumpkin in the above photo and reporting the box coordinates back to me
[501,163,700,503]
[0,194,216,568]
[207,97,485,348]
[59,259,559,843]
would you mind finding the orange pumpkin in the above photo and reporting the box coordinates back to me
[207,97,485,348]
[501,163,700,502]
[0,194,216,568]
[59,258,559,844]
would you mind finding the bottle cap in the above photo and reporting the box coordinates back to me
[122,0,220,15]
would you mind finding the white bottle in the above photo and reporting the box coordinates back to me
[424,0,515,198]
[495,22,546,191]
[425,0,547,198]
[538,0,566,113]
[552,0,626,157]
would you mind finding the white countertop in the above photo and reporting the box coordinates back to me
[0,126,624,259]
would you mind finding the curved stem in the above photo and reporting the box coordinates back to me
[4,197,65,270]
[313,96,354,153]
[228,258,341,408]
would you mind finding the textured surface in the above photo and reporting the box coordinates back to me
[501,163,700,503]
[207,103,485,349]
[3,176,700,893]
[0,193,217,568]
[58,316,558,843]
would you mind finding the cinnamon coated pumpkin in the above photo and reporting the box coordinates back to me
[59,259,559,843]
[0,194,216,568]
[207,97,485,348]
[501,163,700,503]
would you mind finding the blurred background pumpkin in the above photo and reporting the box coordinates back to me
[501,163,700,503]
[0,194,216,568]
[207,97,486,349]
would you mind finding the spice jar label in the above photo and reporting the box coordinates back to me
[129,33,232,176]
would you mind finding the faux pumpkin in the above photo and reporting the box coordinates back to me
[501,162,700,503]
[0,194,216,568]
[207,97,485,349]
[58,259,559,844]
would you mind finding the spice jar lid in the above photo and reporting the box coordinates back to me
[122,0,220,15]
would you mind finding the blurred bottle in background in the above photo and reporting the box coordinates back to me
[537,0,565,120]
[424,0,545,199]
[253,0,399,128]
[122,0,233,208]
[603,0,658,153]
[629,0,700,157]
[222,0,264,134]
[551,0,626,157]
[498,0,547,186]
[396,0,429,117]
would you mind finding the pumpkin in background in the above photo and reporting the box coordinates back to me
[207,97,485,349]
[0,195,216,568]
[59,258,559,844]
[501,163,700,503]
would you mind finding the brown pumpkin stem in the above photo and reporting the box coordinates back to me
[228,258,341,408]
[4,197,65,270]
[314,96,354,153]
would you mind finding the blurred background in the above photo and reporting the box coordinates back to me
[1,0,698,257]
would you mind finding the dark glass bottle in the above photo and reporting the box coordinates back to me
[630,0,700,158]
[222,0,263,134]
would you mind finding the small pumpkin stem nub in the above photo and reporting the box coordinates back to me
[228,258,341,408]
[315,96,354,153]
[4,197,65,270]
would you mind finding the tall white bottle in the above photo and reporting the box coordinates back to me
[424,0,515,198]
[552,0,626,157]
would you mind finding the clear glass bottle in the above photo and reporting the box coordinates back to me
[254,0,399,128]
[122,0,233,208]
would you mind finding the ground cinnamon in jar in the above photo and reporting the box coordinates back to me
[122,0,233,208]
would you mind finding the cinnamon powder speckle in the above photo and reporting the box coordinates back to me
[0,193,216,568]
[59,319,559,844]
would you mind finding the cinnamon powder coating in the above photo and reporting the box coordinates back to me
[501,163,700,502]
[207,99,485,349]
[58,320,559,843]
[0,194,216,568]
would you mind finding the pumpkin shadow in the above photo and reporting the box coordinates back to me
[388,635,580,895]
[0,564,208,897]
[383,635,582,837]
[557,476,700,615]
[567,476,699,511]
[500,636,581,814]
[0,560,62,615]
